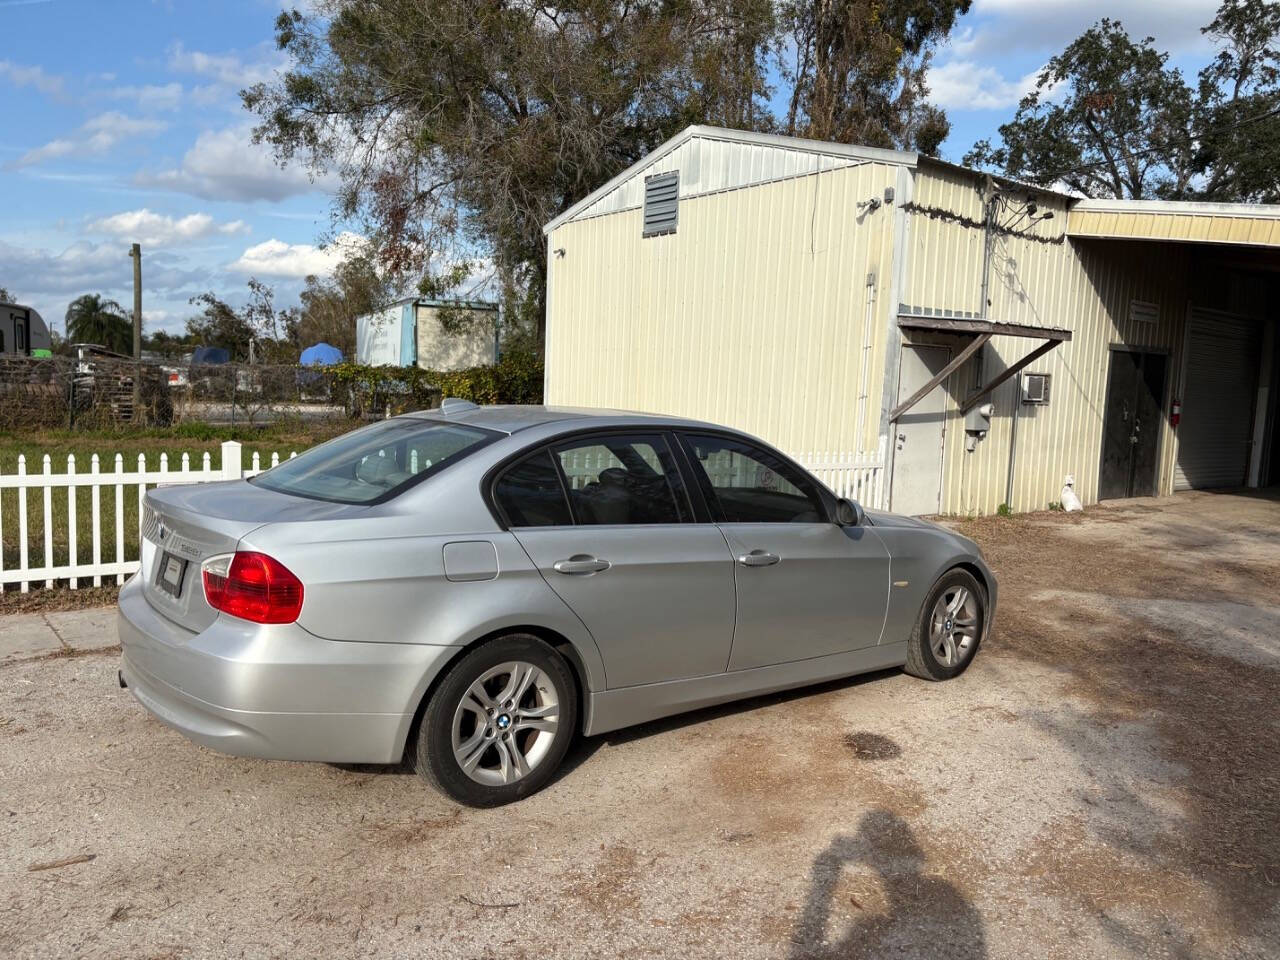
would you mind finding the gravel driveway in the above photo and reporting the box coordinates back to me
[2,490,1277,959]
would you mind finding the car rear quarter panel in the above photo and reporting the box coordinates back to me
[238,518,608,696]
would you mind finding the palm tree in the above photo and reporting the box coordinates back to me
[65,294,133,354]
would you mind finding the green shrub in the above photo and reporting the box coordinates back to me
[326,352,544,413]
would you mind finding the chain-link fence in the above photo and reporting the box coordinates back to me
[0,356,456,431]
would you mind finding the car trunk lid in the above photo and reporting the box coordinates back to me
[139,480,355,633]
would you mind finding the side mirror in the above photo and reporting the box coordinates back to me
[835,497,865,527]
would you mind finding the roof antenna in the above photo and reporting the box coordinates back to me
[440,398,480,415]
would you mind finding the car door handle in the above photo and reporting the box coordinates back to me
[553,556,611,575]
[737,550,780,567]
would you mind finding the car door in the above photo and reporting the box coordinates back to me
[493,432,736,689]
[678,431,891,671]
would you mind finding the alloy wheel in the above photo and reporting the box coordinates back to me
[928,586,980,668]
[450,661,561,786]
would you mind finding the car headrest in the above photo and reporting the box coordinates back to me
[598,467,629,487]
[356,454,410,487]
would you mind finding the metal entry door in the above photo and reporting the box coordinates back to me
[890,345,949,515]
[1100,350,1167,500]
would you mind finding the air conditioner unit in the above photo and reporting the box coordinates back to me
[1022,373,1051,404]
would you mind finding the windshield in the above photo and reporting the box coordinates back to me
[250,417,499,504]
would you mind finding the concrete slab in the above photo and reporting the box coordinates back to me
[0,607,117,663]
[45,608,118,652]
[0,613,64,663]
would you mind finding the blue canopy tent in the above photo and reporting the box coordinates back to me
[300,342,343,366]
[297,342,343,392]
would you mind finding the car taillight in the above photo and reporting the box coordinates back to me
[202,552,304,624]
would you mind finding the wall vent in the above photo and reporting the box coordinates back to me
[1130,299,1158,325]
[642,172,679,236]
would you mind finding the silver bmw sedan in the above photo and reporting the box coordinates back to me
[119,402,996,807]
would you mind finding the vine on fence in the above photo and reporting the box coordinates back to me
[326,351,544,413]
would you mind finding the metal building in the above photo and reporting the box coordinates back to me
[355,298,500,371]
[542,126,1280,515]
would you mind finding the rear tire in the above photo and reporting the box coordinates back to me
[415,634,577,807]
[904,568,986,681]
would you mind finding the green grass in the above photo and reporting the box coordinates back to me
[0,422,349,588]
[0,421,346,473]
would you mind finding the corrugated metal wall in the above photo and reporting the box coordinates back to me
[903,165,1191,514]
[545,162,901,455]
[1069,205,1280,247]
[569,135,867,223]
[544,146,1212,517]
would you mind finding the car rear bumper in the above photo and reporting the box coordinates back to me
[117,576,453,764]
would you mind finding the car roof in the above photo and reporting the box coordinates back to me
[401,404,716,435]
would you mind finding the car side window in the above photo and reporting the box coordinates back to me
[682,433,825,523]
[554,434,689,525]
[493,450,572,527]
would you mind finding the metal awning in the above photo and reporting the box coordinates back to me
[890,313,1072,421]
[1067,199,1280,249]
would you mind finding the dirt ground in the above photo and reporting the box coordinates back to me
[2,490,1277,959]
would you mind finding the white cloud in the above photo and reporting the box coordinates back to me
[927,61,1051,111]
[962,0,1220,58]
[167,42,283,88]
[135,124,331,202]
[0,60,64,97]
[229,232,365,278]
[15,112,166,167]
[85,209,249,246]
[108,82,184,111]
[0,238,208,299]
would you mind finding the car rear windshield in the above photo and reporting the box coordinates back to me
[250,417,499,504]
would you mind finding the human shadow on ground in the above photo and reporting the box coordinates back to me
[790,809,987,960]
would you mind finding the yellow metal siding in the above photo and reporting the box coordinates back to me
[1068,209,1280,247]
[904,181,1191,514]
[546,163,901,455]
[545,156,1215,517]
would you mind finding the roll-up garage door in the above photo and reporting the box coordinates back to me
[1174,310,1261,490]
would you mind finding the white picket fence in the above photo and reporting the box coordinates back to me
[0,436,886,594]
[797,438,888,510]
[0,441,294,593]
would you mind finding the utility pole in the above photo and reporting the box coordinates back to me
[129,243,142,422]
[129,243,142,358]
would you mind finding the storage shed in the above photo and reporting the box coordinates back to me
[542,126,1280,515]
[355,298,499,371]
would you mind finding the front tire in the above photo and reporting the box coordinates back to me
[904,568,986,681]
[415,634,578,807]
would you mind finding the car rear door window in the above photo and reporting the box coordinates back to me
[554,434,689,525]
[493,450,573,527]
[681,433,825,523]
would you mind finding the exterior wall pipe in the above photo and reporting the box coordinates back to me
[1005,376,1020,509]
[979,177,996,322]
[854,271,877,445]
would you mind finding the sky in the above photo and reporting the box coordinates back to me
[0,0,1229,339]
